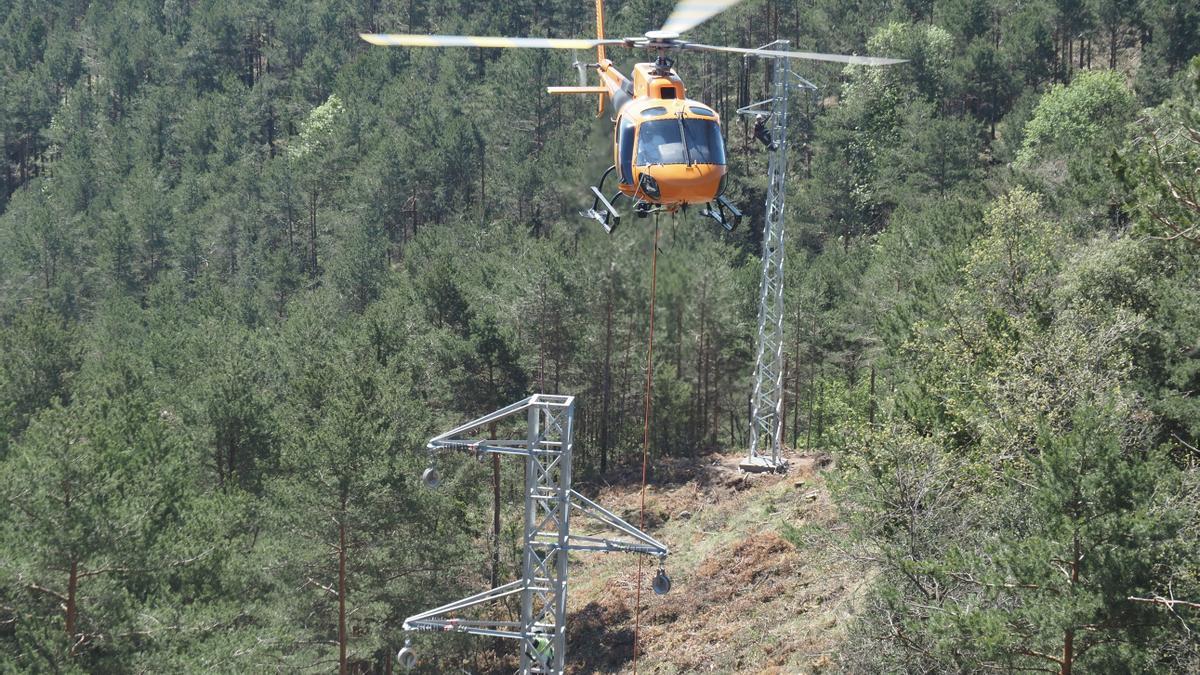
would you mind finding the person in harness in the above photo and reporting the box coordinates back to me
[753,115,778,151]
[531,632,554,666]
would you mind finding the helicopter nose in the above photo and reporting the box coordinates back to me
[643,163,724,204]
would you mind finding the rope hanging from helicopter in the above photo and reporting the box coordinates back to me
[633,211,661,675]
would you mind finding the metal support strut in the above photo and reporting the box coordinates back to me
[736,42,816,473]
[701,194,743,231]
[583,165,622,233]
[401,395,669,674]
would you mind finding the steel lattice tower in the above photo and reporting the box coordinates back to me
[738,42,815,472]
[398,395,669,674]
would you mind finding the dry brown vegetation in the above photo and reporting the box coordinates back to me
[564,452,871,674]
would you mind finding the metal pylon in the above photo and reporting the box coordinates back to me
[737,42,816,473]
[398,395,669,674]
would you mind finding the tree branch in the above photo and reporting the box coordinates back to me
[25,583,67,603]
[1016,647,1064,665]
[1128,595,1200,610]
[77,549,213,579]
[303,576,338,597]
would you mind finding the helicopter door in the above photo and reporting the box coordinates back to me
[617,116,635,186]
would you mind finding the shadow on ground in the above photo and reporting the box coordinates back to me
[566,601,634,674]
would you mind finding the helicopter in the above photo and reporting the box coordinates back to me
[362,0,903,233]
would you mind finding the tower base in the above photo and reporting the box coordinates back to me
[738,455,789,474]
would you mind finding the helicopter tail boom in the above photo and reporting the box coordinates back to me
[547,86,608,94]
[546,61,632,115]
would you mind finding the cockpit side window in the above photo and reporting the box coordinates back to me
[617,116,636,185]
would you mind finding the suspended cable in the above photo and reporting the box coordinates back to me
[633,214,661,674]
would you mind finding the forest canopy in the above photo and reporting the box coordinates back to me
[1,0,1198,672]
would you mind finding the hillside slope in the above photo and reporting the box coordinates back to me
[564,453,870,674]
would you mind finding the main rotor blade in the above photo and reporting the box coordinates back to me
[660,0,746,35]
[360,33,623,50]
[686,43,907,66]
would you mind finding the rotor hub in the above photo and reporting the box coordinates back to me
[644,30,680,42]
[640,30,682,53]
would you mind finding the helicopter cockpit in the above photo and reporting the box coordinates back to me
[616,102,726,189]
[608,98,730,209]
[635,116,726,166]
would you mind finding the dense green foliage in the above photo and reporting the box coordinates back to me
[1,0,1197,672]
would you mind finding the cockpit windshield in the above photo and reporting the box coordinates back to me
[636,118,726,166]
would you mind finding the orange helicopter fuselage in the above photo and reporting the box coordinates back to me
[596,61,727,210]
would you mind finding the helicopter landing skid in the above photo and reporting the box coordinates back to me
[702,195,742,231]
[582,186,621,233]
[581,165,622,233]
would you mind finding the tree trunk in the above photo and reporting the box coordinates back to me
[66,558,78,647]
[538,279,547,391]
[601,265,613,474]
[410,185,418,241]
[3,131,10,201]
[673,302,684,379]
[1061,629,1074,675]
[479,140,486,225]
[338,509,348,675]
[490,421,501,588]
[780,356,789,450]
[308,190,319,277]
[869,365,876,427]
[617,308,636,455]
[728,404,736,447]
[815,377,824,449]
[806,336,816,451]
[1062,528,1080,674]
[792,300,803,447]
[267,105,276,158]
[1072,34,1082,75]
[712,352,723,447]
[696,280,707,451]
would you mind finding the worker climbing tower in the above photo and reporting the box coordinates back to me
[398,394,670,674]
[737,41,817,473]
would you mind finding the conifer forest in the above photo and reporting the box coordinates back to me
[1,0,1199,672]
